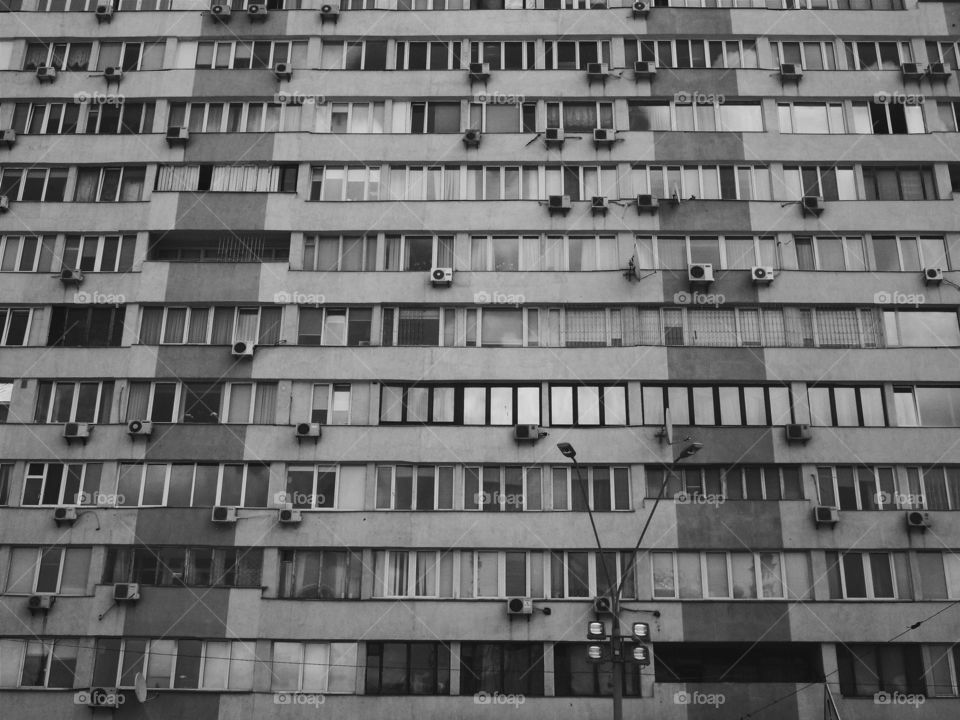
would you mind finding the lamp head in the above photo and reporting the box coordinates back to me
[557,442,577,459]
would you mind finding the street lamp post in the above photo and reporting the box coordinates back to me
[557,439,703,720]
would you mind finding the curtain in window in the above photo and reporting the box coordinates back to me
[139,308,163,344]
[155,165,200,192]
[187,308,209,343]
[126,383,149,422]
[816,309,860,347]
[253,383,277,424]
[688,309,737,346]
[73,169,100,202]
[211,308,234,344]
[519,236,540,270]
[234,310,258,342]
[66,44,91,71]
[258,307,282,344]
[161,308,186,343]
[565,309,606,347]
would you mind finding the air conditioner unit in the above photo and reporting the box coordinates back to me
[506,597,533,615]
[1,128,17,148]
[165,126,190,147]
[462,128,482,147]
[0,196,8,213]
[632,0,649,16]
[544,127,565,146]
[232,340,255,358]
[801,195,824,216]
[60,267,84,285]
[901,62,925,80]
[430,267,453,286]
[636,194,658,214]
[593,596,613,614]
[591,196,609,214]
[210,2,231,20]
[36,66,57,83]
[82,688,123,709]
[54,506,78,526]
[296,422,321,439]
[751,266,776,285]
[28,594,55,613]
[593,128,617,146]
[688,263,714,284]
[633,60,656,78]
[785,423,811,444]
[813,505,839,526]
[279,506,303,524]
[319,2,340,21]
[779,63,803,81]
[927,62,952,79]
[63,422,92,441]
[923,267,944,285]
[211,506,238,523]
[247,3,268,19]
[274,62,292,80]
[586,62,609,81]
[95,3,114,21]
[127,419,153,437]
[113,583,140,602]
[906,511,931,530]
[547,195,571,214]
[468,62,491,81]
[514,424,545,442]
[103,66,122,82]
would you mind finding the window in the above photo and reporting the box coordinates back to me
[550,551,637,599]
[34,381,113,423]
[927,40,960,70]
[303,234,377,271]
[1,639,78,688]
[793,235,867,271]
[309,165,381,201]
[779,165,857,201]
[826,551,907,599]
[634,164,771,200]
[894,386,960,426]
[469,235,616,272]
[383,235,454,271]
[0,167,68,201]
[470,41,536,70]
[549,385,627,426]
[884,311,960,347]
[919,466,960,510]
[626,39,759,69]
[310,383,351,424]
[47,306,125,347]
[546,101,615,131]
[872,235,949,271]
[379,384,540,425]
[284,465,338,509]
[641,385,793,426]
[315,101,384,133]
[96,41,164,71]
[23,42,92,71]
[170,101,298,134]
[0,308,30,346]
[4,547,91,595]
[852,101,924,134]
[770,40,837,69]
[62,234,136,272]
[376,465,455,510]
[542,165,617,201]
[916,552,960,599]
[652,551,812,600]
[155,164,297,193]
[138,306,282,345]
[646,465,804,501]
[807,385,885,426]
[837,645,924,696]
[468,101,537,133]
[386,165,465,201]
[549,466,631,511]
[298,307,372,346]
[0,382,9,423]
[372,549,545,598]
[543,40,610,70]
[394,40,461,69]
[777,103,845,134]
[816,466,900,510]
[554,643,642,697]
[365,642,451,695]
[844,40,913,70]
[459,643,544,696]
[277,549,363,599]
[92,639,255,690]
[21,463,102,506]
[319,40,388,70]
[125,381,276,424]
[270,642,357,693]
[0,465,11,505]
[463,466,542,512]
[116,463,270,508]
[104,546,262,588]
[863,166,937,200]
[634,235,777,270]
[0,235,56,272]
[73,166,146,201]
[11,102,80,135]
[629,101,763,132]
[195,40,306,69]
[84,100,156,134]
[655,643,822,683]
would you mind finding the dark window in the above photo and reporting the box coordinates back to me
[654,643,822,683]
[837,645,925,696]
[554,643,641,696]
[459,643,544,696]
[365,642,451,695]
[47,306,125,347]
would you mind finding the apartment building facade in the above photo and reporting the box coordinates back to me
[1,0,960,717]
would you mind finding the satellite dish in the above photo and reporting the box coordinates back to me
[134,672,148,703]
